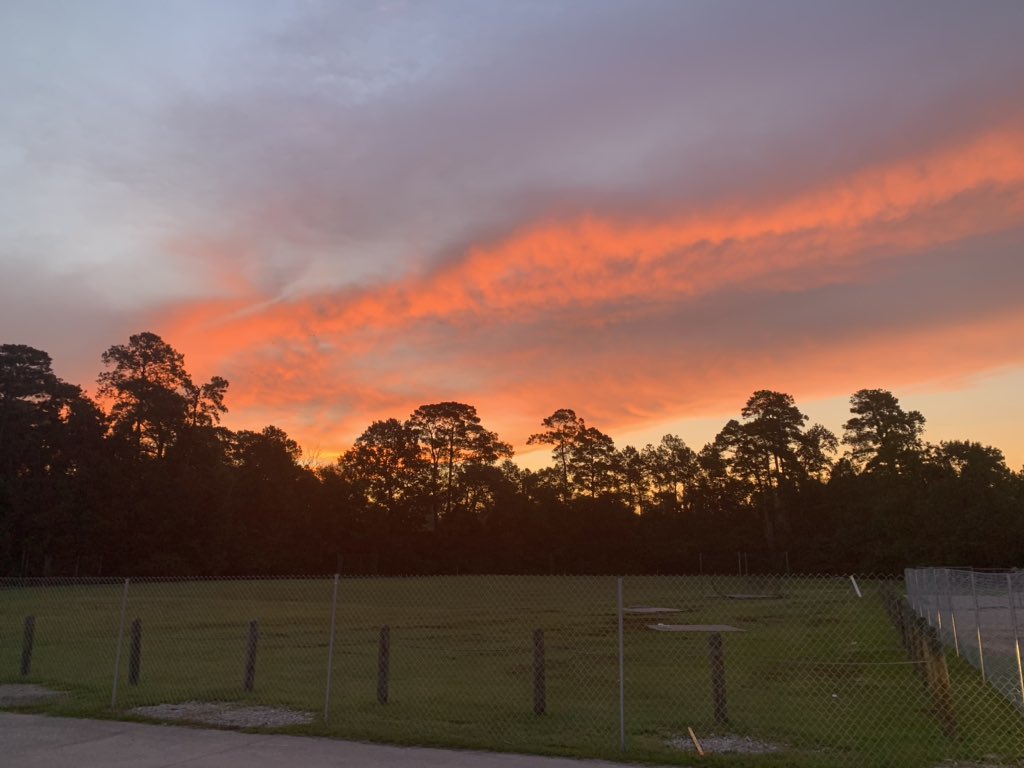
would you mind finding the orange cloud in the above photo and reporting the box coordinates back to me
[156,123,1024,462]
[173,126,1024,321]
[302,123,1024,327]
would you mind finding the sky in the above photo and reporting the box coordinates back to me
[2,0,1023,470]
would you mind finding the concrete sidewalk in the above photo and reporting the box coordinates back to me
[0,713,641,768]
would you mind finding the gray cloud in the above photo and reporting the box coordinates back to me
[8,0,1021,294]
[0,257,162,387]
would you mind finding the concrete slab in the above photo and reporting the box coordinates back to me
[647,623,745,632]
[0,685,67,707]
[623,606,680,614]
[0,713,641,768]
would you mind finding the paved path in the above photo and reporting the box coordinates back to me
[0,713,641,768]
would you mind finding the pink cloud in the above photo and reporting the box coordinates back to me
[148,124,1024,461]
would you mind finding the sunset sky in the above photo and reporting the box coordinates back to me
[3,1,1023,469]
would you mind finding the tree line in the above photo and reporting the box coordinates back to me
[2,332,1021,576]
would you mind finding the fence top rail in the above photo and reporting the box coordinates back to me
[907,566,1022,573]
[1,572,902,587]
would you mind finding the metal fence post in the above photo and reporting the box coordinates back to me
[946,569,959,657]
[709,632,728,725]
[323,574,340,724]
[617,576,625,753]
[128,618,143,685]
[930,569,938,628]
[924,568,931,624]
[1007,573,1024,705]
[110,577,130,709]
[971,570,985,682]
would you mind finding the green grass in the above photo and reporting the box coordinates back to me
[1,575,1021,767]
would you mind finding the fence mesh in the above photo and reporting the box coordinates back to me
[2,573,1022,766]
[906,567,1024,716]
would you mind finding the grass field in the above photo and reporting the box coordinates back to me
[1,575,1022,767]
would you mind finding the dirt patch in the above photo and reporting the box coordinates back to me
[130,701,314,728]
[0,684,67,707]
[668,732,782,755]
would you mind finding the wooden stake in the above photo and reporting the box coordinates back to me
[687,726,705,756]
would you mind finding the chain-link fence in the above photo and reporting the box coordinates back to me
[2,574,1022,766]
[906,567,1024,715]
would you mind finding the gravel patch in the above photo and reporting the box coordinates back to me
[0,684,66,707]
[130,701,314,728]
[668,732,782,755]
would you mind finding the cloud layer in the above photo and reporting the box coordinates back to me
[2,1,1023,462]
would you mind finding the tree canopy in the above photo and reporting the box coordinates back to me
[2,334,1021,577]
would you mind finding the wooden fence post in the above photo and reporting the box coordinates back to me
[21,616,35,676]
[882,585,958,740]
[244,620,259,692]
[923,626,958,739]
[377,625,390,704]
[533,629,546,715]
[709,632,728,724]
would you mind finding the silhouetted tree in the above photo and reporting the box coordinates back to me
[339,418,427,535]
[0,345,101,573]
[226,426,311,572]
[643,434,698,511]
[618,445,647,513]
[843,389,926,475]
[715,391,836,549]
[408,402,512,528]
[528,409,586,500]
[924,441,1019,564]
[5,334,1024,577]
[568,426,618,498]
[798,424,840,481]
[97,332,229,461]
